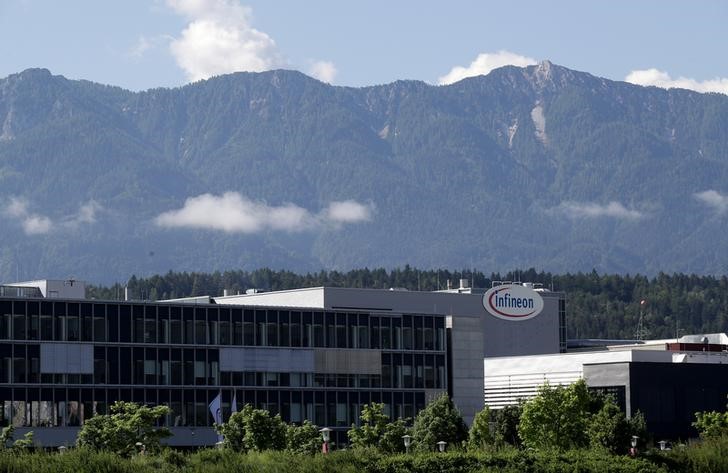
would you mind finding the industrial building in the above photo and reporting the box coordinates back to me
[484,334,728,439]
[0,278,565,447]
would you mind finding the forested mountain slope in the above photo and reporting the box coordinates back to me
[1,62,728,283]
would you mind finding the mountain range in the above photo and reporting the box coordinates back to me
[1,61,728,284]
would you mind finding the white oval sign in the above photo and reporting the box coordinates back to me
[483,284,544,321]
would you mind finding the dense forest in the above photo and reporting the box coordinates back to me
[87,268,728,341]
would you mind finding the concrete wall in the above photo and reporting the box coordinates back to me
[583,362,632,416]
[483,293,562,357]
[447,315,484,425]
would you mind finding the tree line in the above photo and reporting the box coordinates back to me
[88,267,728,340]
[54,388,644,456]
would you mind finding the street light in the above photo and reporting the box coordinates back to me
[402,434,411,454]
[437,440,447,453]
[658,440,668,451]
[58,446,66,454]
[630,436,639,457]
[320,427,331,454]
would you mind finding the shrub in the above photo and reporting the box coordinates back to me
[518,380,591,451]
[410,394,467,452]
[493,404,522,447]
[693,410,728,439]
[216,404,287,452]
[348,403,410,454]
[286,420,321,455]
[468,406,494,451]
[586,397,632,453]
[76,401,171,457]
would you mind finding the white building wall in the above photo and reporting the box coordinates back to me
[6,279,86,299]
[214,287,325,308]
[484,350,672,409]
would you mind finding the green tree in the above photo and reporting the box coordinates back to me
[587,397,632,454]
[216,404,287,452]
[629,410,647,441]
[0,426,14,449]
[286,420,321,455]
[379,418,410,454]
[411,394,468,452]
[518,380,591,451]
[468,406,494,451]
[76,401,171,457]
[493,404,522,446]
[348,403,410,453]
[694,411,728,439]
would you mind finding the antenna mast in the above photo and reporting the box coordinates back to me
[635,299,649,340]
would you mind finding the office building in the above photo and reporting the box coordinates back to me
[0,278,565,446]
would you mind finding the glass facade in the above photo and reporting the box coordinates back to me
[0,298,447,443]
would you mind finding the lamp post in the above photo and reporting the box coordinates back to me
[630,436,639,457]
[402,434,411,454]
[658,440,668,451]
[58,446,66,454]
[437,440,447,453]
[320,427,331,454]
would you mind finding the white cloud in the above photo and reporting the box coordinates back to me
[167,0,283,81]
[127,34,173,59]
[3,198,102,235]
[694,190,728,214]
[438,51,537,85]
[3,198,53,235]
[324,200,372,223]
[5,198,28,218]
[129,36,152,58]
[63,200,102,227]
[155,192,373,233]
[553,201,644,220]
[308,60,337,84]
[625,68,728,95]
[22,215,53,235]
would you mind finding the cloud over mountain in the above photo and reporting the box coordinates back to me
[323,200,373,224]
[4,198,53,235]
[155,192,372,233]
[551,201,644,220]
[438,51,536,85]
[626,69,728,95]
[167,0,283,81]
[308,60,337,84]
[3,198,103,235]
[694,190,728,214]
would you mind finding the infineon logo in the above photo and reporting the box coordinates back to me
[483,284,544,321]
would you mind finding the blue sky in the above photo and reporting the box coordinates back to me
[1,0,727,93]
